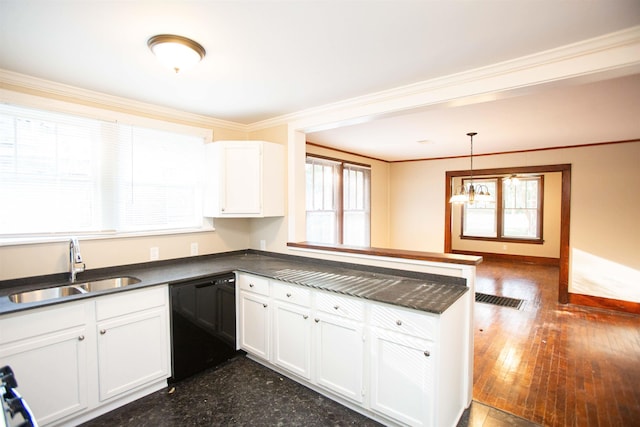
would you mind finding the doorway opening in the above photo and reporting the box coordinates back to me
[444,164,571,303]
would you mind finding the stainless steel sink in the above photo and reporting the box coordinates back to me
[75,276,141,292]
[9,285,85,303]
[8,276,141,304]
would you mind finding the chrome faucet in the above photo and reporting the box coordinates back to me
[69,237,85,283]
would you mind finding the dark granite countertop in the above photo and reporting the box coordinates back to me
[0,250,468,316]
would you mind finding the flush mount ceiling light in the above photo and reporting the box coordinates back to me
[147,34,206,74]
[449,132,492,204]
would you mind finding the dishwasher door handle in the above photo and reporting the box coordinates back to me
[195,281,216,288]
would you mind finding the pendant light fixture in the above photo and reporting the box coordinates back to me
[148,34,206,74]
[449,132,492,204]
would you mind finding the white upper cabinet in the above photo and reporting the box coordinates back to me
[204,140,284,217]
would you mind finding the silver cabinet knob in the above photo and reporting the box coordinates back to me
[286,293,292,297]
[262,303,268,308]
[78,335,85,341]
[396,320,402,326]
[314,318,320,323]
[333,305,339,310]
[424,350,430,357]
[303,315,309,319]
[100,329,106,335]
[249,283,254,288]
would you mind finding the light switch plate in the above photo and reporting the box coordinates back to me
[150,247,159,260]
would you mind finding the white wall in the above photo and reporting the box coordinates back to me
[388,141,640,302]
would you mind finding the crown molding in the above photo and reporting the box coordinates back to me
[0,68,248,133]
[2,25,639,136]
[248,25,640,133]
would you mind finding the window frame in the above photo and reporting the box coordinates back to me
[305,154,371,246]
[0,102,213,243]
[460,175,544,244]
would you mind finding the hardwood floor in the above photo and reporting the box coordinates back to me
[473,260,640,427]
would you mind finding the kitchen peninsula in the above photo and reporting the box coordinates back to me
[0,249,480,427]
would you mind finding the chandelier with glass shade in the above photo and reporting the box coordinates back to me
[449,132,492,204]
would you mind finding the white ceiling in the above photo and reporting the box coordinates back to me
[1,1,639,161]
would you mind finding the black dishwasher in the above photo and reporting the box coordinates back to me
[169,273,239,382]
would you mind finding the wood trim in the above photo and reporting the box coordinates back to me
[306,151,372,169]
[444,172,453,253]
[558,166,571,304]
[460,235,545,245]
[569,293,640,315]
[446,164,571,304]
[451,250,559,266]
[288,241,483,265]
[306,141,388,164]
[336,163,344,244]
[393,139,640,163]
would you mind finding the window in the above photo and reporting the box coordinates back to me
[462,179,498,238]
[305,156,370,246]
[462,176,543,243]
[0,103,206,237]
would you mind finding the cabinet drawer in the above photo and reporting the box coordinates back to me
[0,301,87,344]
[96,285,167,321]
[238,274,270,296]
[315,292,364,321]
[370,303,436,339]
[272,282,311,307]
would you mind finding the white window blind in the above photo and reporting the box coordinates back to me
[343,164,370,246]
[305,156,371,246]
[305,157,339,244]
[0,103,205,236]
[502,177,541,239]
[462,178,498,238]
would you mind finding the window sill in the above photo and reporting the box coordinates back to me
[460,236,544,245]
[0,222,215,247]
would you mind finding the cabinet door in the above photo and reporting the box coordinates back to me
[369,328,434,427]
[238,291,270,360]
[221,143,261,214]
[0,326,89,425]
[314,314,364,403]
[97,306,169,402]
[273,302,312,379]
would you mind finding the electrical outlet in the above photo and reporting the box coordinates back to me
[190,242,199,256]
[259,240,266,250]
[150,247,160,260]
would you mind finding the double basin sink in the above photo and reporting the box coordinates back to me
[9,276,141,304]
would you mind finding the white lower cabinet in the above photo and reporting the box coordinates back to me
[237,273,271,361]
[238,291,270,360]
[272,281,312,379]
[0,285,170,426]
[369,328,433,426]
[95,287,169,402]
[313,291,365,404]
[236,273,469,427]
[273,301,312,379]
[314,313,364,403]
[0,303,89,425]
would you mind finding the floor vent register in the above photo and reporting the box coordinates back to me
[475,292,524,310]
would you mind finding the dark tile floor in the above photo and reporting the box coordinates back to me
[81,355,539,427]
